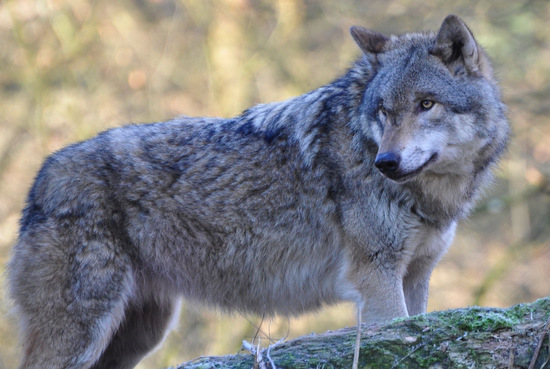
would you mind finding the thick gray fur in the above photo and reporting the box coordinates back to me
[9,15,509,369]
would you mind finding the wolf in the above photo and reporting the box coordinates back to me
[8,15,508,369]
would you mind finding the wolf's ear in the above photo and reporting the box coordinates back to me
[350,26,389,55]
[432,15,491,78]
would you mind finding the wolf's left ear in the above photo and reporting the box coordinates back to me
[350,26,389,55]
[432,15,492,78]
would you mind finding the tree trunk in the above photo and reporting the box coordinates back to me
[175,297,550,369]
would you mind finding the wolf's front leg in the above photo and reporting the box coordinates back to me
[403,224,456,316]
[402,256,435,316]
[356,269,409,324]
[350,268,408,369]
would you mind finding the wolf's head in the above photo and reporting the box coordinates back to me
[351,15,509,184]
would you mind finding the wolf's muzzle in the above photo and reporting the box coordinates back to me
[374,152,400,175]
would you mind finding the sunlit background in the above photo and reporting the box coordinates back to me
[0,1,549,368]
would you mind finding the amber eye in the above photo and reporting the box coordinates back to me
[420,100,435,110]
[378,105,387,117]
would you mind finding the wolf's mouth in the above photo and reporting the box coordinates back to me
[383,152,439,183]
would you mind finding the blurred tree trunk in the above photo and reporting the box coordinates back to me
[176,297,550,369]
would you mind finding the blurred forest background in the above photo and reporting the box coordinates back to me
[0,0,549,368]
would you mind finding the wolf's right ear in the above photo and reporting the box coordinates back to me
[350,26,389,55]
[432,15,492,78]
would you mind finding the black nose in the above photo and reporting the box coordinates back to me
[374,152,400,174]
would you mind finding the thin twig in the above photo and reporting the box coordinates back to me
[238,312,274,345]
[539,333,550,369]
[391,343,425,369]
[528,314,550,369]
[253,314,266,345]
[352,303,362,369]
[251,315,266,369]
[265,337,285,369]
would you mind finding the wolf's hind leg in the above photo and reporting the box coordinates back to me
[9,222,136,369]
[90,295,180,369]
[11,250,134,368]
[15,303,128,369]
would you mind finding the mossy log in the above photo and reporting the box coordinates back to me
[175,297,550,369]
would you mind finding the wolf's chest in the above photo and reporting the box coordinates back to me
[403,221,457,261]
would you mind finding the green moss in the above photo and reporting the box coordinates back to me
[188,364,211,369]
[436,308,519,333]
[505,302,536,322]
[390,316,409,324]
[357,343,403,369]
[177,298,550,369]
[530,297,550,315]
[414,352,444,367]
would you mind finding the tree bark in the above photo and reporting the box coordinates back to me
[175,297,550,369]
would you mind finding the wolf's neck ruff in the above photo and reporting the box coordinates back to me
[233,40,506,229]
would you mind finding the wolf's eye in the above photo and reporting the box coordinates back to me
[378,105,387,117]
[420,100,435,110]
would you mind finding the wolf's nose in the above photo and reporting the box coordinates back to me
[374,152,400,173]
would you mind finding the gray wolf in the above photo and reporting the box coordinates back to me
[8,15,509,369]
